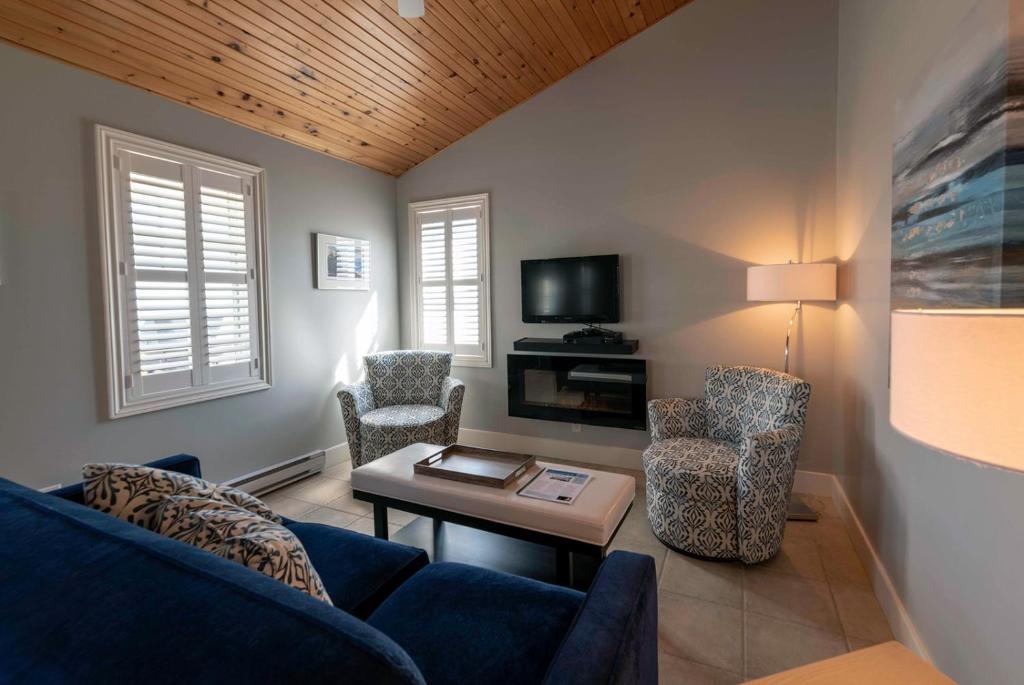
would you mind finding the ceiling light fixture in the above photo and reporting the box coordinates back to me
[398,0,424,18]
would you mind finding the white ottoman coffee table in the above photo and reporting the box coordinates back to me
[350,442,635,586]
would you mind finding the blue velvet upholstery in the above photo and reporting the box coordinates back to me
[543,551,658,685]
[285,521,428,619]
[5,455,658,684]
[0,477,425,684]
[49,453,428,620]
[368,562,586,685]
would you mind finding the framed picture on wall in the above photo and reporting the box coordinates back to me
[316,233,370,290]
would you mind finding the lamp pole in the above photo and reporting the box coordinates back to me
[784,300,802,374]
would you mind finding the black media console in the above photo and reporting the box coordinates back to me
[512,337,639,355]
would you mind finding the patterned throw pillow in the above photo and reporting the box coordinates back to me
[155,496,332,605]
[82,463,281,531]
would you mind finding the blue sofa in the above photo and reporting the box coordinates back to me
[0,455,657,684]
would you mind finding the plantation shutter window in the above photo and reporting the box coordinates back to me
[98,126,271,418]
[410,194,491,368]
[124,154,194,397]
[197,169,258,384]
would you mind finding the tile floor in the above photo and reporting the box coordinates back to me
[268,461,893,683]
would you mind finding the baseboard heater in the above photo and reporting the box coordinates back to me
[224,450,326,496]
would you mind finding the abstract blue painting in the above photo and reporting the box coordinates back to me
[891,0,1024,310]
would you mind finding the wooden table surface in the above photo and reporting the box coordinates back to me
[745,642,956,685]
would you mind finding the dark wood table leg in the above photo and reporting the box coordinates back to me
[373,502,389,540]
[431,517,444,558]
[555,547,572,586]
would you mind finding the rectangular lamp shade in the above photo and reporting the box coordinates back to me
[890,309,1024,472]
[747,263,837,302]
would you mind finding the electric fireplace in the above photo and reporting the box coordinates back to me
[507,354,647,430]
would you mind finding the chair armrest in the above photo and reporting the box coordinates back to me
[647,397,707,440]
[337,381,375,418]
[432,377,465,449]
[736,426,804,563]
[739,426,803,475]
[439,377,465,414]
[543,551,658,685]
[49,454,202,505]
[337,382,375,466]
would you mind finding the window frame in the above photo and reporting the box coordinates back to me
[408,193,492,368]
[96,125,272,419]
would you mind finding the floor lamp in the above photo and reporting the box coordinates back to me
[891,309,1024,473]
[747,261,837,521]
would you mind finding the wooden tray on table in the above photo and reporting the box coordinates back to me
[413,445,536,488]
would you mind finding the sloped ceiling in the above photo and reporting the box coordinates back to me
[0,0,691,175]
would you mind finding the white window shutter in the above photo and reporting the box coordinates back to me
[417,208,449,348]
[410,194,490,367]
[450,204,483,355]
[122,152,195,398]
[98,126,271,418]
[197,168,256,383]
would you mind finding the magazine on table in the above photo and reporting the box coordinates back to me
[517,468,592,505]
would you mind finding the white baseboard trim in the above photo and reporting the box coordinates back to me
[226,443,348,494]
[827,474,932,663]
[324,441,349,468]
[792,469,834,496]
[225,449,326,495]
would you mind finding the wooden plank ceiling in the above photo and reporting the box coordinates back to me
[0,0,690,175]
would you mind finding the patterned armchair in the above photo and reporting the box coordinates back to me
[337,351,466,468]
[642,366,811,563]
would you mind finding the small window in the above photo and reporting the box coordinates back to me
[409,194,491,367]
[96,126,271,418]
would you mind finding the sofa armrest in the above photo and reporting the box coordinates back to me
[647,397,707,440]
[543,551,658,685]
[736,426,804,563]
[50,454,202,505]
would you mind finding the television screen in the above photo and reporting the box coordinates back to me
[521,254,620,323]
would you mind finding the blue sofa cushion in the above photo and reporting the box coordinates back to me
[285,521,429,619]
[0,478,425,685]
[368,562,585,685]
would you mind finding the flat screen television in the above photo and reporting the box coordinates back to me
[521,254,620,323]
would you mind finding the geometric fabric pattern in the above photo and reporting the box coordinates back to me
[155,495,332,604]
[365,350,453,407]
[642,365,811,563]
[338,351,465,467]
[82,463,281,531]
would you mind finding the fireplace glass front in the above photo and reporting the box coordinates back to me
[507,354,647,430]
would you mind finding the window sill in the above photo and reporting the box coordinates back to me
[111,378,272,419]
[452,356,492,369]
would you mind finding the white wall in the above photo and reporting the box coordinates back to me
[397,0,839,471]
[835,0,1024,682]
[0,43,399,486]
